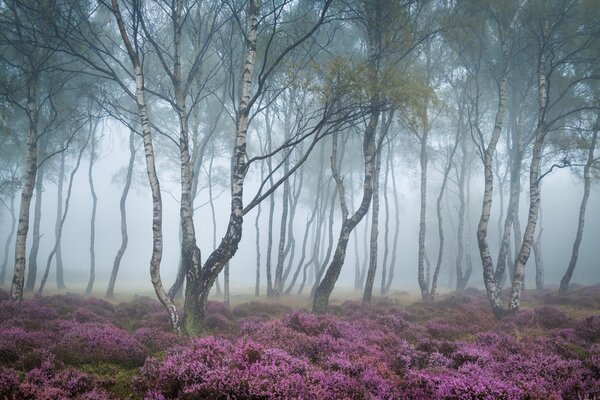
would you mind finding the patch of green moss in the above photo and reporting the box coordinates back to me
[78,362,140,399]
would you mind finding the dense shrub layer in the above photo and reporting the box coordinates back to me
[0,287,599,399]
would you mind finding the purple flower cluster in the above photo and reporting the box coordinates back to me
[0,286,599,399]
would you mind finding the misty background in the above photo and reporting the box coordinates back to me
[1,122,597,297]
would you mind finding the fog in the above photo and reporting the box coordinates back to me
[1,123,598,298]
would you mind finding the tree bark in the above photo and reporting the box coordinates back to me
[362,149,382,304]
[11,73,39,301]
[182,0,258,334]
[55,152,66,290]
[85,121,98,295]
[24,156,44,292]
[380,143,391,295]
[106,129,136,298]
[560,126,597,294]
[384,143,401,294]
[417,125,430,300]
[508,49,549,313]
[112,0,180,332]
[313,105,379,313]
[0,195,16,285]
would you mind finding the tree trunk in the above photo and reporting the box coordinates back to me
[417,126,430,300]
[112,0,180,332]
[55,153,66,290]
[106,129,136,298]
[380,143,391,295]
[182,0,258,334]
[38,135,89,295]
[508,52,549,313]
[363,149,382,304]
[430,128,461,299]
[24,158,44,292]
[384,144,401,294]
[11,73,39,301]
[313,105,379,313]
[455,136,473,290]
[272,166,289,296]
[85,122,98,295]
[311,182,338,297]
[533,223,544,290]
[224,262,230,308]
[254,202,262,297]
[0,195,16,285]
[560,126,597,294]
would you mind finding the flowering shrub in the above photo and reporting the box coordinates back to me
[54,322,148,367]
[1,286,599,399]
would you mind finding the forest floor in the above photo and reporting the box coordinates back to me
[0,285,599,399]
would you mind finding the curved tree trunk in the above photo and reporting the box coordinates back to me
[430,128,461,299]
[508,51,549,313]
[85,121,98,295]
[313,105,379,313]
[106,129,136,298]
[38,135,89,295]
[112,0,180,332]
[560,127,597,294]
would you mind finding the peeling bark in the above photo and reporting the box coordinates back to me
[11,73,39,301]
[112,0,180,332]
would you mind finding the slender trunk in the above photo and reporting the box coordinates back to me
[380,143,390,295]
[265,188,275,295]
[85,123,98,295]
[430,131,460,299]
[112,0,180,332]
[0,195,16,285]
[11,73,38,301]
[508,50,548,313]
[456,139,467,290]
[106,129,136,298]
[208,146,222,296]
[417,128,430,300]
[272,166,289,296]
[24,160,44,292]
[55,153,66,290]
[38,135,89,295]
[496,145,522,285]
[533,208,544,291]
[560,126,597,294]
[254,202,262,297]
[311,184,337,297]
[359,206,369,286]
[313,105,379,313]
[385,145,400,294]
[286,160,320,294]
[281,167,303,286]
[363,149,382,304]
[477,62,510,316]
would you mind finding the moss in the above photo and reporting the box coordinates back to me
[78,362,139,399]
